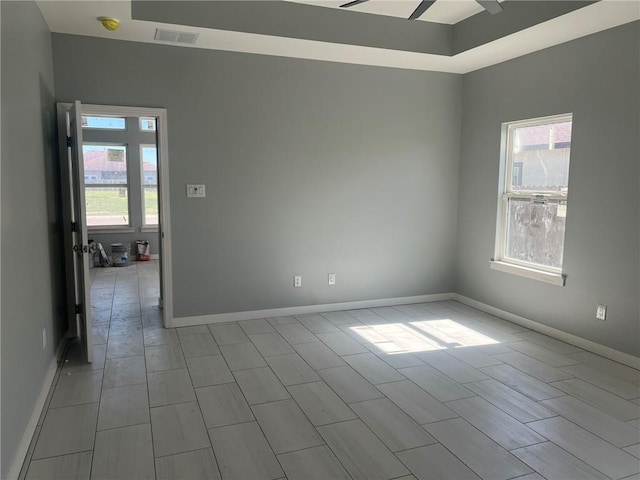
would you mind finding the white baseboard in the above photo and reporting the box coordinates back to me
[454,294,640,370]
[7,343,64,480]
[171,293,454,328]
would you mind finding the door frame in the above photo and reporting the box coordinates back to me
[57,103,173,329]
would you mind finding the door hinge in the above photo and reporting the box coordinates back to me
[71,221,77,232]
[66,136,72,147]
[75,304,82,315]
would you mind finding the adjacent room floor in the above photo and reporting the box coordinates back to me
[20,262,640,480]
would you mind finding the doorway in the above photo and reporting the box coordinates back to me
[57,102,173,362]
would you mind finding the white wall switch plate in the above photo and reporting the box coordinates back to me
[596,304,607,321]
[328,273,336,285]
[294,275,302,288]
[187,184,206,197]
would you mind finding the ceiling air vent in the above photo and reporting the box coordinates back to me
[154,28,199,45]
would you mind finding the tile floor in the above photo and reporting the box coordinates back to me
[20,262,640,480]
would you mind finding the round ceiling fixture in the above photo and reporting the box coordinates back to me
[98,17,120,31]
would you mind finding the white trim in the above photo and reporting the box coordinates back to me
[453,294,640,370]
[170,293,454,328]
[7,349,62,480]
[490,260,566,286]
[88,227,136,234]
[150,254,160,260]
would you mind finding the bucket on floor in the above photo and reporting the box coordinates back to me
[136,240,150,261]
[111,243,129,267]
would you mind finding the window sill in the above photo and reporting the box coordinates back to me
[489,260,566,286]
[140,226,159,233]
[88,227,135,234]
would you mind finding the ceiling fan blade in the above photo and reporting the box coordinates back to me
[340,0,369,8]
[476,0,503,15]
[408,0,436,20]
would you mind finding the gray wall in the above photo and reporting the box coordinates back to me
[52,34,462,318]
[1,2,63,477]
[456,22,640,356]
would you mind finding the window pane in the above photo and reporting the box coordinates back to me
[85,187,129,226]
[140,117,156,131]
[83,145,128,185]
[141,146,157,185]
[144,186,158,225]
[511,121,571,192]
[505,198,566,269]
[81,116,125,129]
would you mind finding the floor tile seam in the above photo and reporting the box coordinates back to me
[503,438,554,453]
[142,327,160,480]
[103,378,148,390]
[246,359,362,476]
[459,384,561,424]
[314,411,419,472]
[152,446,213,461]
[95,415,152,433]
[393,436,482,480]
[477,369,570,399]
[510,440,619,480]
[397,365,487,393]
[523,413,640,456]
[207,374,287,479]
[496,351,583,377]
[421,417,536,479]
[149,406,213,463]
[546,377,640,420]
[311,419,383,479]
[185,338,239,480]
[506,346,583,368]
[539,397,640,446]
[206,417,259,431]
[441,387,562,432]
[26,448,94,465]
[409,401,462,423]
[555,369,640,399]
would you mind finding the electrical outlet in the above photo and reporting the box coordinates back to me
[596,304,607,321]
[328,273,336,285]
[294,275,302,288]
[186,184,206,197]
[42,328,47,349]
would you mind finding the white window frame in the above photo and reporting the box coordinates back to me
[140,143,159,231]
[81,115,126,130]
[490,113,572,286]
[83,142,133,231]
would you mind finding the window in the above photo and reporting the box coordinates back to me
[81,116,126,130]
[82,145,130,227]
[141,145,158,226]
[492,114,572,285]
[140,117,157,131]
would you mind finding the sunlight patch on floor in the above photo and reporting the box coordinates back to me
[350,318,498,354]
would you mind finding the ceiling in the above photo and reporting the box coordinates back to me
[285,0,489,24]
[37,0,639,73]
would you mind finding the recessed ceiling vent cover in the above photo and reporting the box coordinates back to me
[154,28,199,45]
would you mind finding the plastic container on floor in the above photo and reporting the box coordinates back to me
[111,243,129,267]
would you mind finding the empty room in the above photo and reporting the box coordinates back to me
[1,0,639,479]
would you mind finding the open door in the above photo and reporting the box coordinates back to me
[65,100,93,362]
